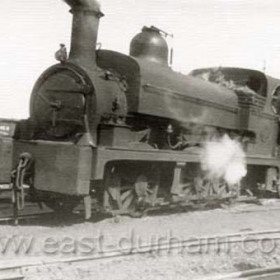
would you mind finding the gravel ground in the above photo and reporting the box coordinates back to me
[20,244,280,280]
[1,200,280,279]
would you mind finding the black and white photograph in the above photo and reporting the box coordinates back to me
[1,0,280,279]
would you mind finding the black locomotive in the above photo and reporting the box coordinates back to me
[1,0,280,218]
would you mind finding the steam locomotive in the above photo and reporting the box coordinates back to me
[1,0,280,218]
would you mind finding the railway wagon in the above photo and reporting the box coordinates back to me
[3,0,280,218]
[0,119,17,185]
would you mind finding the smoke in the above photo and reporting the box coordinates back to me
[200,134,247,185]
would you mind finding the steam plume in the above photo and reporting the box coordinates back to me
[200,134,247,185]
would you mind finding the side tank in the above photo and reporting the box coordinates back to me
[97,26,239,130]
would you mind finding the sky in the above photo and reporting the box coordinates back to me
[1,0,280,119]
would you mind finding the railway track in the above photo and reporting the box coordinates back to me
[0,212,54,224]
[0,181,276,224]
[200,267,280,279]
[0,197,53,224]
[0,192,278,230]
[0,197,277,225]
[0,228,280,279]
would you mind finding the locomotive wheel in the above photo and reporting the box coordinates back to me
[104,172,134,214]
[104,168,159,217]
[193,176,238,199]
[132,174,159,216]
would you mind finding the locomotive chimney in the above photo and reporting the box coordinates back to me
[63,0,104,68]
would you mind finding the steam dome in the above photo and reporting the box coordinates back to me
[129,26,169,66]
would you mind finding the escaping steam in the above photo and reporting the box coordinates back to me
[200,134,247,185]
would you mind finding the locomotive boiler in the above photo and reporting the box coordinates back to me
[3,0,280,218]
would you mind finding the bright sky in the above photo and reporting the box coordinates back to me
[1,0,280,118]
